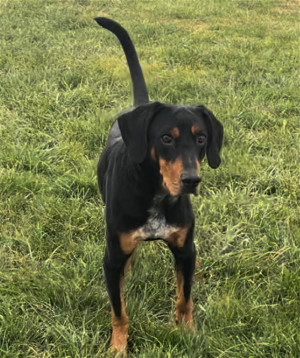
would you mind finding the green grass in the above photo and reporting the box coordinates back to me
[0,0,299,356]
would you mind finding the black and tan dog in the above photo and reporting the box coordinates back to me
[94,17,223,354]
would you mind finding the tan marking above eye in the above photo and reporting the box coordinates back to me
[191,125,202,135]
[171,127,180,139]
[159,157,183,196]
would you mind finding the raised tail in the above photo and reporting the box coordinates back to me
[94,17,149,106]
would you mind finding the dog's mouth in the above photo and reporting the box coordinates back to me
[161,180,181,196]
[162,180,200,196]
[181,184,199,196]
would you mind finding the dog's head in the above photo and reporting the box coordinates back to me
[118,102,223,196]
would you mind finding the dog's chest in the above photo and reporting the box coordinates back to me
[120,197,188,252]
[136,205,175,240]
[134,196,182,242]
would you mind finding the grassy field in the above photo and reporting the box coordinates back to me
[0,0,299,357]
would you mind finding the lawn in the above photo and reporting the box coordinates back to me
[0,0,299,357]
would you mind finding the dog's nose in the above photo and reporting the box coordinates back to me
[181,175,201,188]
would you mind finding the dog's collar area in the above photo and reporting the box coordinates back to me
[152,192,179,206]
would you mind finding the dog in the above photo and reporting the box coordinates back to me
[94,17,223,354]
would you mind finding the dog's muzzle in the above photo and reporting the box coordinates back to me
[181,174,201,195]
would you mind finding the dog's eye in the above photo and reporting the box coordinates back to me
[196,135,207,145]
[161,134,174,145]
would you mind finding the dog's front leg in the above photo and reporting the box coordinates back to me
[103,247,130,354]
[103,230,138,355]
[169,231,196,328]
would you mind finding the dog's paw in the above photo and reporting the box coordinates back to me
[175,299,195,331]
[109,326,128,357]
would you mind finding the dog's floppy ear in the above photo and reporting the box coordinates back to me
[197,106,223,169]
[118,102,163,163]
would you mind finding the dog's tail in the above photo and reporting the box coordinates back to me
[94,17,149,106]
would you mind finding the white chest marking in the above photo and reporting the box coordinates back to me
[135,206,178,241]
[134,195,188,247]
[119,198,189,254]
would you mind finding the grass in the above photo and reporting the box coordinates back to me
[0,0,299,356]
